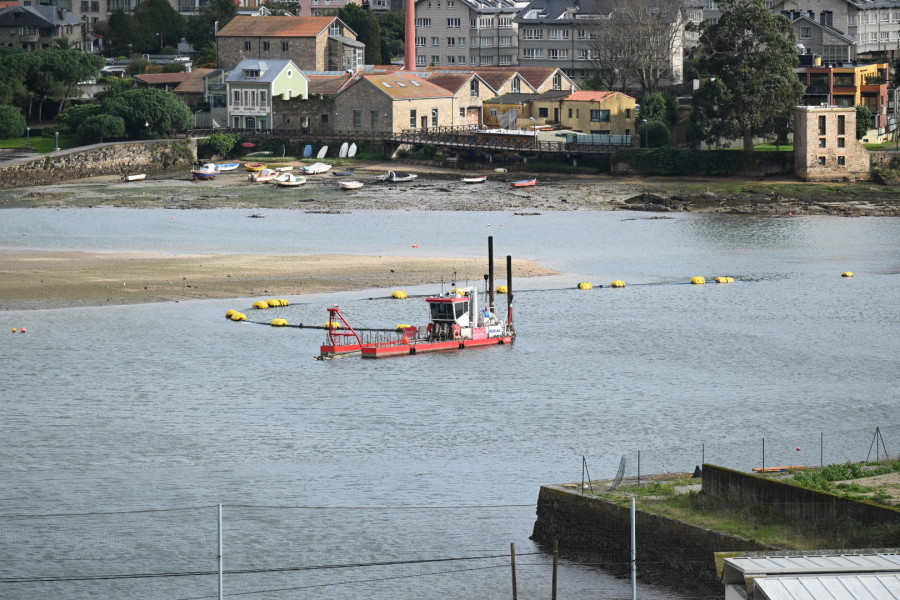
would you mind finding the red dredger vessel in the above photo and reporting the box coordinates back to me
[319,237,515,359]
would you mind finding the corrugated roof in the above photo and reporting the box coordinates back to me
[173,68,215,94]
[754,574,900,600]
[361,73,453,99]
[226,59,299,83]
[134,72,193,85]
[216,16,335,38]
[723,554,900,584]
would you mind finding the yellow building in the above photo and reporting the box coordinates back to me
[559,91,637,136]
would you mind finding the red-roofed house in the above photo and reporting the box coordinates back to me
[134,72,193,92]
[216,16,363,72]
[560,90,636,135]
[333,73,455,133]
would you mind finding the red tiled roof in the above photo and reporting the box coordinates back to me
[216,16,335,38]
[307,73,355,96]
[362,73,453,99]
[134,72,192,85]
[425,72,474,94]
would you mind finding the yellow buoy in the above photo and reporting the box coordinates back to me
[230,312,247,321]
[253,300,269,309]
[11,328,17,333]
[280,299,290,306]
[325,321,341,329]
[714,276,735,283]
[842,272,854,278]
[396,324,412,330]
[610,280,626,288]
[270,318,288,327]
[577,282,593,290]
[496,285,508,294]
[392,291,408,299]
[267,299,282,307]
[691,276,706,285]
[225,309,237,319]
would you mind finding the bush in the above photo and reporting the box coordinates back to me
[0,105,27,139]
[614,146,751,175]
[259,137,290,155]
[199,132,241,158]
[77,114,126,143]
[636,120,671,148]
[422,143,437,158]
[56,104,103,133]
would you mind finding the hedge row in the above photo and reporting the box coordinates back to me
[613,147,790,176]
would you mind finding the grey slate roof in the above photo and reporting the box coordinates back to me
[0,5,84,27]
[226,59,297,83]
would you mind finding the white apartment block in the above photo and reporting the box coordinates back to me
[413,0,525,68]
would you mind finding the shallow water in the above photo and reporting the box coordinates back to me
[1,209,899,600]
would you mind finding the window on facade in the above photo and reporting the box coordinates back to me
[447,56,456,64]
[353,109,361,128]
[838,137,845,147]
[568,108,572,118]
[431,108,438,127]
[481,37,494,47]
[416,55,426,65]
[818,156,826,165]
[262,41,270,51]
[431,37,439,46]
[448,18,460,28]
[431,55,440,64]
[837,156,846,165]
[321,114,328,123]
[459,56,466,64]
[459,107,465,117]
[838,114,845,134]
[244,41,251,51]
[499,16,512,27]
[548,28,569,40]
[499,36,511,46]
[481,56,494,65]
[577,49,589,60]
[848,15,856,24]
[470,37,478,47]
[260,91,267,106]
[410,110,417,127]
[818,138,826,148]
[470,17,477,27]
[479,17,492,27]
[547,49,568,60]
[416,18,431,27]
[447,37,455,46]
[489,108,497,116]
[458,37,465,46]
[538,107,548,117]
[511,77,520,93]
[882,31,890,40]
[800,27,811,38]
[523,48,543,59]
[522,28,542,40]
[233,90,240,104]
[818,115,826,134]
[881,10,889,20]
[416,36,425,46]
[553,73,561,90]
[447,0,454,6]
[590,109,610,122]
[470,79,479,96]
[282,41,289,51]
[625,108,631,119]
[499,55,512,65]
[330,24,340,35]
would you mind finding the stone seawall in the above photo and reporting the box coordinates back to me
[531,485,770,596]
[0,139,197,191]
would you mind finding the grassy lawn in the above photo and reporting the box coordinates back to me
[1,133,76,153]
[753,143,793,151]
[864,141,900,151]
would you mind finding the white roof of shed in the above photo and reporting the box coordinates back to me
[754,574,900,600]
[723,555,900,584]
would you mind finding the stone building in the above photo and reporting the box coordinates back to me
[216,16,363,72]
[332,72,455,132]
[0,5,87,50]
[793,105,870,180]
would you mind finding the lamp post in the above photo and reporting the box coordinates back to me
[641,118,648,149]
[529,116,536,145]
[54,131,59,152]
[156,32,162,53]
[25,126,30,148]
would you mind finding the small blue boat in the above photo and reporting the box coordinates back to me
[215,163,240,171]
[302,144,313,158]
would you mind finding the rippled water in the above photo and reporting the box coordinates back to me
[1,209,899,600]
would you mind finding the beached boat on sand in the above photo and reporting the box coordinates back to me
[339,180,363,190]
[319,237,514,359]
[375,171,418,183]
[301,162,332,174]
[192,163,220,180]
[122,173,146,181]
[461,175,487,183]
[249,168,279,182]
[215,163,240,171]
[509,178,536,188]
[273,173,307,187]
[245,162,267,172]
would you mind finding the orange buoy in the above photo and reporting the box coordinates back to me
[20,327,26,333]
[11,328,17,333]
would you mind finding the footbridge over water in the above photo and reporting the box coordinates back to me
[188,126,635,161]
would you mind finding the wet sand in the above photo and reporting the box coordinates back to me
[0,251,555,310]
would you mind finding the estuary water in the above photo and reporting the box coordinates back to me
[1,208,899,600]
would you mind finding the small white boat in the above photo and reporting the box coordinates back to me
[273,174,307,187]
[215,163,240,171]
[376,171,418,183]
[301,162,332,174]
[494,168,508,173]
[461,175,487,184]
[122,173,146,181]
[274,166,294,172]
[249,168,279,182]
[192,163,220,180]
[339,180,363,190]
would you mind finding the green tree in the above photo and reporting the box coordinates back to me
[691,0,804,153]
[637,120,671,148]
[579,73,606,91]
[338,3,382,65]
[199,131,240,157]
[77,114,126,143]
[856,105,874,140]
[0,105,26,139]
[194,42,217,68]
[376,10,405,63]
[0,47,35,110]
[185,0,237,52]
[262,1,299,15]
[126,58,152,77]
[25,50,104,121]
[94,77,135,102]
[102,88,192,138]
[96,9,135,57]
[56,103,103,132]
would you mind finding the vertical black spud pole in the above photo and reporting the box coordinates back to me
[488,235,495,314]
[506,254,513,331]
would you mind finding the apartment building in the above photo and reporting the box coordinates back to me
[412,0,523,68]
[0,5,88,50]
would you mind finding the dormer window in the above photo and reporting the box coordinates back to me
[245,70,260,78]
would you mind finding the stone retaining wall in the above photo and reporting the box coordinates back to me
[0,139,197,191]
[531,485,770,596]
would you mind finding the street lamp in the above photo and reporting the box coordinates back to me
[529,116,536,144]
[641,118,648,149]
[54,131,59,152]
[156,32,162,53]
[25,126,30,147]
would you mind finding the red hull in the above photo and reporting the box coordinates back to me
[361,336,513,358]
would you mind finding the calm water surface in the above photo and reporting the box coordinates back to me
[1,209,899,600]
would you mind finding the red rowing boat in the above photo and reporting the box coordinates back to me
[509,178,536,188]
[318,237,515,359]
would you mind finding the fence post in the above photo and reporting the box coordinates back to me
[551,539,558,600]
[510,542,518,600]
[218,504,223,600]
